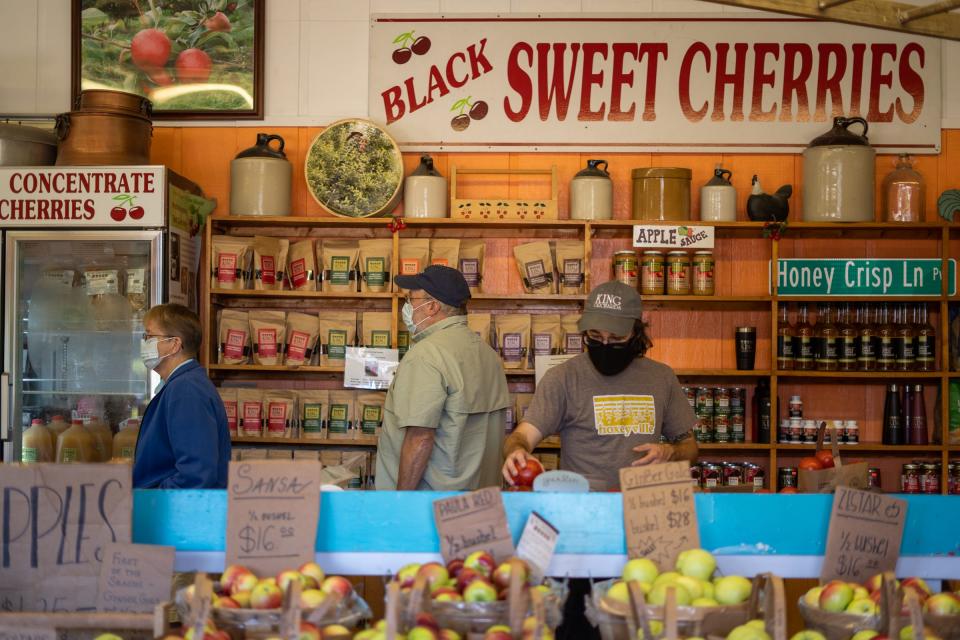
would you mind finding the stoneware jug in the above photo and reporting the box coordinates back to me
[404,154,447,218]
[230,133,292,216]
[700,165,736,221]
[570,159,613,220]
[802,117,875,222]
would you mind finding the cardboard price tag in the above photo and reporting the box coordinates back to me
[96,543,175,613]
[433,488,514,564]
[515,511,559,580]
[821,486,907,583]
[226,460,321,576]
[620,462,699,569]
[0,464,133,613]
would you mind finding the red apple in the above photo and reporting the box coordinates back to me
[231,590,251,608]
[463,579,498,603]
[220,564,254,594]
[299,588,327,609]
[456,567,483,592]
[464,551,496,578]
[130,28,171,70]
[417,562,450,591]
[799,456,825,471]
[512,458,544,488]
[297,622,320,640]
[924,592,960,615]
[407,627,440,640]
[215,596,239,609]
[815,449,835,469]
[446,558,464,578]
[864,573,894,593]
[433,588,462,603]
[276,570,305,594]
[396,562,422,588]
[250,580,282,609]
[203,11,231,32]
[901,577,932,597]
[415,612,440,631]
[319,624,350,639]
[320,575,353,599]
[175,48,212,83]
[299,561,325,586]
[492,559,529,589]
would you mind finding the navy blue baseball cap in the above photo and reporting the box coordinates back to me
[395,265,472,307]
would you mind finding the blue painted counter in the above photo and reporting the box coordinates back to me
[133,491,960,579]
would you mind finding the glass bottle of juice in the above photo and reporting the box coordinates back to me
[857,304,877,371]
[21,418,55,463]
[85,415,114,462]
[46,414,70,439]
[877,303,896,372]
[894,303,915,372]
[915,304,936,372]
[776,303,794,370]
[113,417,140,462]
[793,303,816,371]
[816,303,839,371]
[837,303,859,372]
[56,419,95,463]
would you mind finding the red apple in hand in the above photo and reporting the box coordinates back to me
[512,458,544,488]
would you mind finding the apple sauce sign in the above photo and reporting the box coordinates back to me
[369,15,940,153]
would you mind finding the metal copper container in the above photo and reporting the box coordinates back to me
[55,109,152,166]
[76,89,153,118]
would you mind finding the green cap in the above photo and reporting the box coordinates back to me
[578,281,643,336]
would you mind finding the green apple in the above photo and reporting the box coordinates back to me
[898,625,941,640]
[692,597,719,607]
[818,581,855,613]
[622,558,660,584]
[648,582,691,606]
[745,620,766,631]
[606,580,629,604]
[715,575,752,605]
[924,592,960,615]
[699,579,715,600]
[676,548,718,581]
[850,631,880,640]
[673,575,704,599]
[802,586,823,608]
[653,571,681,587]
[726,623,771,640]
[852,586,870,601]
[845,597,879,616]
[636,620,664,640]
[788,632,826,640]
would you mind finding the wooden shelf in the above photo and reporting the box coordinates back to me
[232,436,378,446]
[402,218,585,229]
[777,296,943,303]
[675,369,771,377]
[211,216,389,228]
[697,443,772,451]
[775,443,944,452]
[505,368,537,376]
[587,220,766,230]
[210,364,346,374]
[470,294,586,302]
[776,370,943,379]
[211,289,395,299]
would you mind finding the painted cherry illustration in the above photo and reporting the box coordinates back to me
[392,30,430,64]
[111,194,140,221]
[450,96,488,131]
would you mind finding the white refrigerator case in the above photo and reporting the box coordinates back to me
[0,165,208,462]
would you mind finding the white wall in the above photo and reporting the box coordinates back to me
[2,0,959,128]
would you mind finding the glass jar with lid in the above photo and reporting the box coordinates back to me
[882,153,925,222]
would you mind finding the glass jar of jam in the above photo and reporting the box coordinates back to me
[802,419,819,444]
[789,417,803,442]
[844,420,859,445]
[714,415,731,442]
[900,463,921,494]
[779,419,791,443]
[666,251,691,295]
[613,250,640,289]
[640,251,665,295]
[949,462,960,495]
[701,462,722,489]
[696,387,714,414]
[730,387,746,414]
[743,463,765,491]
[696,413,714,442]
[682,386,695,408]
[722,462,743,486]
[690,462,703,487]
[867,467,882,490]
[778,466,798,490]
[731,414,745,442]
[921,462,941,494]
[714,387,731,415]
[692,250,715,296]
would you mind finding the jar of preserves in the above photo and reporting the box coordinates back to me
[844,420,859,445]
[692,250,715,296]
[730,387,747,414]
[714,387,731,415]
[789,417,803,442]
[714,415,731,442]
[901,463,921,494]
[695,387,714,414]
[778,466,798,490]
[743,463,765,490]
[681,386,695,408]
[640,251,665,295]
[921,462,941,494]
[731,414,746,442]
[701,462,722,489]
[666,251,691,295]
[613,250,640,289]
[690,462,703,487]
[789,395,803,418]
[779,419,791,443]
[867,467,882,490]
[696,413,714,442]
[949,462,960,495]
[802,419,819,443]
[722,462,743,486]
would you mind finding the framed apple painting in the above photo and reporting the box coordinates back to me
[71,0,265,119]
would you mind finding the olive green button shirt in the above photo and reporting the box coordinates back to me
[375,315,510,491]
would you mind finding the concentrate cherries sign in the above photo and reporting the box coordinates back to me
[620,462,699,569]
[225,461,321,576]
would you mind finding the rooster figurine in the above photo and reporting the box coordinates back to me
[746,175,792,222]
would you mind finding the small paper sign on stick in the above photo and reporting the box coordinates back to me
[96,542,175,613]
[620,462,699,569]
[433,487,514,564]
[821,486,907,583]
[226,460,322,576]
[516,511,559,580]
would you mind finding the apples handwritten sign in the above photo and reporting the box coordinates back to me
[226,461,321,576]
[96,542,175,613]
[515,511,559,580]
[620,462,699,569]
[433,488,514,564]
[821,486,907,583]
[0,464,132,613]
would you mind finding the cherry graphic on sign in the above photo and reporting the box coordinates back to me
[110,194,141,222]
[391,30,430,64]
[450,96,489,131]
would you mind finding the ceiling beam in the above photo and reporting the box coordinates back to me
[698,0,960,40]
[899,0,960,24]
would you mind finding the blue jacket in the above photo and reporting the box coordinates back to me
[133,360,231,489]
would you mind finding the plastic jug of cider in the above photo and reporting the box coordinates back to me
[113,418,140,462]
[56,419,94,463]
[85,415,114,462]
[46,414,70,439]
[21,418,54,463]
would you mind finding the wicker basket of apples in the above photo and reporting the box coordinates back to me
[175,562,372,636]
[918,583,960,639]
[796,572,924,640]
[584,550,769,640]
[389,554,567,636]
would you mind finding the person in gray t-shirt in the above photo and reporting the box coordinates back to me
[502,281,699,492]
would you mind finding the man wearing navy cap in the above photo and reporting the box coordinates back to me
[375,265,510,491]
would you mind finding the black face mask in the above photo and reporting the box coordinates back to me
[586,334,641,376]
